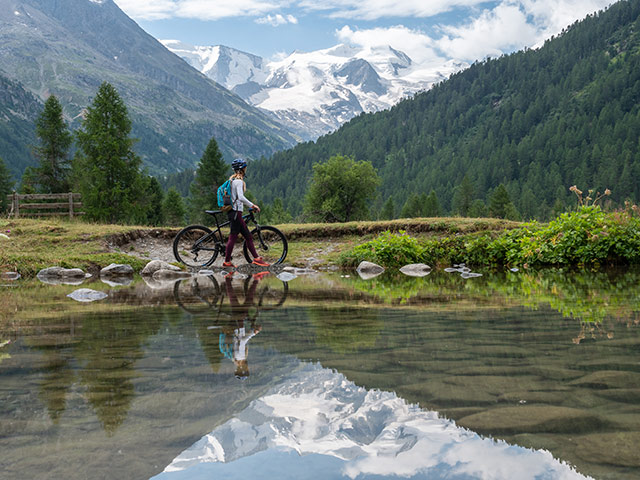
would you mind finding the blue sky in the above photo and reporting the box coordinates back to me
[113,0,615,62]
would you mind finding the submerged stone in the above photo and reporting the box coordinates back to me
[573,432,640,467]
[569,370,640,390]
[67,288,108,303]
[458,405,608,435]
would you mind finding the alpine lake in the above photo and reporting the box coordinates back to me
[1,266,639,480]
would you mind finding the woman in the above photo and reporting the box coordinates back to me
[223,158,270,268]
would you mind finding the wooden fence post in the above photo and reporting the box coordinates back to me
[13,191,19,218]
[69,192,74,218]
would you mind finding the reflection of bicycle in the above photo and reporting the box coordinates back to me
[173,273,288,315]
[173,209,288,268]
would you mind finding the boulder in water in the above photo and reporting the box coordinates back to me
[100,263,134,277]
[399,264,431,277]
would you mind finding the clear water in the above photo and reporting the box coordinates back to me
[1,268,639,479]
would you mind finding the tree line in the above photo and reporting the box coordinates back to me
[0,82,235,226]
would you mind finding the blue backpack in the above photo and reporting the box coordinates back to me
[217,179,233,212]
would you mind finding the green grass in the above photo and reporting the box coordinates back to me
[0,218,150,277]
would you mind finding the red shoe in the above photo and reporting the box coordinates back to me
[222,261,236,268]
[252,271,270,281]
[252,257,270,267]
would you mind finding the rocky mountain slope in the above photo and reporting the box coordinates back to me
[0,0,297,176]
[0,74,41,179]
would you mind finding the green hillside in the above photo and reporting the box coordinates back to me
[252,0,640,220]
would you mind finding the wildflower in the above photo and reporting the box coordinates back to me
[604,189,611,196]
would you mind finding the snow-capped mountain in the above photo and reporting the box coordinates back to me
[155,362,589,480]
[163,40,467,140]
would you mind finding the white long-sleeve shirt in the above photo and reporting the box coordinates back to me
[231,178,254,212]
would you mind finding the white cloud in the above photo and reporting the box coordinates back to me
[436,3,539,61]
[336,25,443,64]
[518,0,614,40]
[256,13,298,26]
[114,0,177,20]
[114,0,283,21]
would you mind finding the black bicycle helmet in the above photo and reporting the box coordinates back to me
[232,158,248,171]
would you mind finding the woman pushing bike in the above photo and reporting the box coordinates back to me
[223,158,270,269]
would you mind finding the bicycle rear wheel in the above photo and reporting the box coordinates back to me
[243,226,288,265]
[173,225,219,268]
[173,275,221,314]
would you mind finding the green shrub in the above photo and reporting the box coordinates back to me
[341,206,640,269]
[338,230,425,268]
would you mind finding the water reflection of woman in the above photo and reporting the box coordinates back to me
[223,273,265,379]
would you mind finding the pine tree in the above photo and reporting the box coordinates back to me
[73,82,144,223]
[400,193,422,218]
[144,176,165,226]
[381,197,395,220]
[189,136,229,223]
[19,166,38,194]
[34,95,72,193]
[0,156,14,213]
[163,187,186,226]
[424,190,441,217]
[468,199,488,217]
[488,184,519,219]
[452,175,474,216]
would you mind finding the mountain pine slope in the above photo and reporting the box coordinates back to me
[0,73,40,180]
[0,0,297,176]
[252,0,640,220]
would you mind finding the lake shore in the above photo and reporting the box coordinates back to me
[0,217,520,277]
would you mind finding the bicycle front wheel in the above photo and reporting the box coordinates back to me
[173,225,219,268]
[243,226,288,265]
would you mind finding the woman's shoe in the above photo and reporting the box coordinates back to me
[251,257,270,267]
[222,261,236,268]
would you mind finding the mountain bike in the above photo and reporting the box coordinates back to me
[173,273,289,316]
[172,209,288,268]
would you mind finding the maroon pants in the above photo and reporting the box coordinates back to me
[225,211,258,262]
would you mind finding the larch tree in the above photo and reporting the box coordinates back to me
[33,95,72,193]
[188,136,229,223]
[73,82,144,223]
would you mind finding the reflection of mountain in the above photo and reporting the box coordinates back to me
[156,363,589,480]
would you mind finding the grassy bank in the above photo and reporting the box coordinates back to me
[0,218,152,277]
[0,216,520,277]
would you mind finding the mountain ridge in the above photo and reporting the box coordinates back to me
[164,40,466,140]
[0,0,298,176]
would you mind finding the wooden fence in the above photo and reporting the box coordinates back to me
[5,192,83,218]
